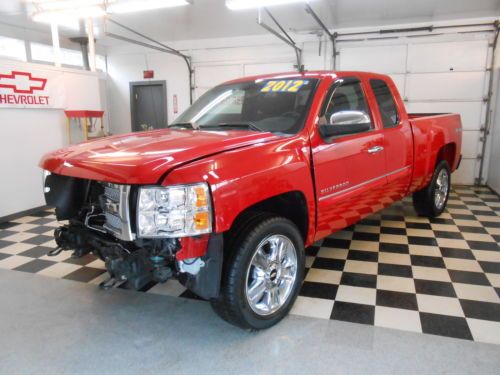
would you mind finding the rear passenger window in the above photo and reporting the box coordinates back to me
[370,79,399,128]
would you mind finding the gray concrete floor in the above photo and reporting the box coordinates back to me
[0,269,499,375]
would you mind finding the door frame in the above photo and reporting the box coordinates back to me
[129,80,167,132]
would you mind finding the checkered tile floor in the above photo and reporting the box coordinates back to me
[1,186,499,344]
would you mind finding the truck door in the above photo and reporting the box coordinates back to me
[368,78,413,202]
[311,77,387,240]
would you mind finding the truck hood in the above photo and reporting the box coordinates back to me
[40,129,279,184]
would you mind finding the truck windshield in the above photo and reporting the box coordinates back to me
[171,78,319,134]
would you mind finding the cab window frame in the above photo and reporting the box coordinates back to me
[318,77,375,140]
[369,78,400,129]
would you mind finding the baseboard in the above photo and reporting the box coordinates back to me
[487,185,500,196]
[0,205,49,224]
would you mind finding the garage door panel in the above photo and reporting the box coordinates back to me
[406,72,485,101]
[195,64,242,89]
[338,35,489,185]
[407,41,489,73]
[405,101,484,131]
[338,45,407,73]
[388,74,406,96]
[453,159,476,185]
[461,131,481,159]
[194,87,209,101]
[303,41,329,70]
[244,63,294,77]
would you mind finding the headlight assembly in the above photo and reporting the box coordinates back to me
[137,183,212,238]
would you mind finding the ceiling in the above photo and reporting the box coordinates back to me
[0,0,500,46]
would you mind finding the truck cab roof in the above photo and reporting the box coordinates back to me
[224,70,390,85]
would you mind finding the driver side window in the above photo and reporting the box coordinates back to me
[319,81,373,137]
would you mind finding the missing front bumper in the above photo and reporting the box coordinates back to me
[51,223,224,299]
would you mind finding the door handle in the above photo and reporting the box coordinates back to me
[367,146,384,154]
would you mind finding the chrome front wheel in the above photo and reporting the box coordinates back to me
[245,234,298,316]
[210,216,305,329]
[434,168,449,210]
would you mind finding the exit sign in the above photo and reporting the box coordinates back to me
[143,70,154,79]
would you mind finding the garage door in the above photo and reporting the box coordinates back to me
[338,35,492,185]
[243,62,294,76]
[193,64,243,99]
[194,62,294,99]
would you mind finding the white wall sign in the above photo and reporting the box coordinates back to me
[0,67,65,109]
[0,58,104,218]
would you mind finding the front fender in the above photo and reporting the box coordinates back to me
[162,134,317,246]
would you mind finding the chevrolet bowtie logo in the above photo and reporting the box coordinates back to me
[0,71,47,94]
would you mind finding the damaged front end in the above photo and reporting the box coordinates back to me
[43,172,223,299]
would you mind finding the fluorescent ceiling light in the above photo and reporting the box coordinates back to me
[35,17,80,30]
[33,0,105,11]
[107,0,192,14]
[30,0,191,22]
[32,5,106,23]
[226,0,310,10]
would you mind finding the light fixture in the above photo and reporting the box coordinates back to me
[32,0,105,11]
[32,15,80,30]
[30,0,192,24]
[32,5,106,23]
[31,0,107,23]
[107,0,192,14]
[226,0,310,10]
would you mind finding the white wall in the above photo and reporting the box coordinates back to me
[107,53,191,135]
[0,109,66,217]
[0,59,105,218]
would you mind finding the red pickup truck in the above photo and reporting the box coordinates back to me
[40,71,462,329]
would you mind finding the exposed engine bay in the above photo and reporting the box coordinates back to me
[44,173,222,297]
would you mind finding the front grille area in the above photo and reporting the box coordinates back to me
[104,184,121,202]
[101,183,135,241]
[104,212,122,231]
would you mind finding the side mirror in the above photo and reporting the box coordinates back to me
[329,110,371,126]
[319,110,372,138]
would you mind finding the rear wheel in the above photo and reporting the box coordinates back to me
[211,216,305,330]
[412,160,451,217]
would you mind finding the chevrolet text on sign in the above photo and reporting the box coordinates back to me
[0,67,65,109]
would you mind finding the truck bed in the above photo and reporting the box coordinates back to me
[408,113,462,194]
[408,113,449,119]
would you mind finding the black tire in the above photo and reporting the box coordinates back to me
[210,216,305,330]
[412,160,451,217]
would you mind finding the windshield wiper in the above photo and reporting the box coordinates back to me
[169,122,200,130]
[201,122,265,132]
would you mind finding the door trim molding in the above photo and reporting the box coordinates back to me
[318,165,411,201]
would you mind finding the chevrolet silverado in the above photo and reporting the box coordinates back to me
[40,71,462,329]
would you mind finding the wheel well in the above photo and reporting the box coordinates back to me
[436,143,456,169]
[226,191,309,243]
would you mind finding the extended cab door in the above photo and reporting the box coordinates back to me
[367,78,414,202]
[311,77,387,240]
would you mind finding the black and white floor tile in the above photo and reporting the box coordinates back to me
[0,185,499,344]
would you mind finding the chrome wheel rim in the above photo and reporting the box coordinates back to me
[434,169,449,210]
[245,234,298,316]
